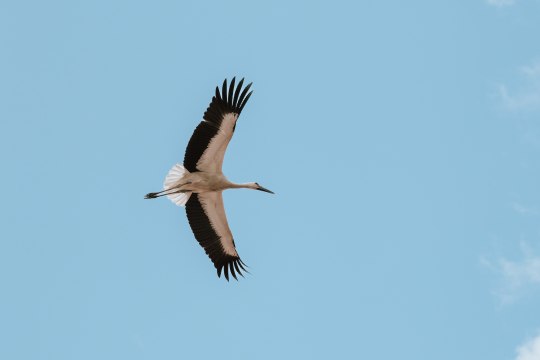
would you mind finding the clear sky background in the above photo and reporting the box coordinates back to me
[2,1,540,359]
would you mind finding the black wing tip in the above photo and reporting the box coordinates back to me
[239,91,253,113]
[216,258,248,281]
[228,77,235,105]
[215,77,253,115]
[203,77,253,127]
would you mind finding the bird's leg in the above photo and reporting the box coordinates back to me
[144,182,191,199]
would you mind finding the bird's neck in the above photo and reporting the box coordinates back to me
[228,182,256,190]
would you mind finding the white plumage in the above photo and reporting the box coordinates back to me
[145,78,273,281]
[163,164,191,206]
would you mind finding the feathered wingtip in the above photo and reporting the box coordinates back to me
[215,77,253,114]
[202,77,254,129]
[217,258,249,281]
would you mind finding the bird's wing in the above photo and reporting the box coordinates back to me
[183,78,253,173]
[185,192,248,280]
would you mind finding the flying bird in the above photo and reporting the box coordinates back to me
[145,78,273,281]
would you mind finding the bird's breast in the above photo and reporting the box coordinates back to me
[183,172,228,193]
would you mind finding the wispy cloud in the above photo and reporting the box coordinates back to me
[522,62,540,78]
[498,60,540,111]
[512,202,540,216]
[482,243,540,304]
[516,333,540,360]
[499,85,540,110]
[486,0,516,6]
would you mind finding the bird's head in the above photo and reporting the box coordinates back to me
[251,182,274,194]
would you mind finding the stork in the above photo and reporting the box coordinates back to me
[145,78,273,281]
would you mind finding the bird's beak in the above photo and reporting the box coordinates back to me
[257,185,274,194]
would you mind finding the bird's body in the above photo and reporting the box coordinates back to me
[145,78,273,281]
[167,171,254,193]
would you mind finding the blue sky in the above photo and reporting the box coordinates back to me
[2,0,540,359]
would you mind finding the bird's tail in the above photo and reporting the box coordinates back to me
[145,164,192,206]
[163,163,192,206]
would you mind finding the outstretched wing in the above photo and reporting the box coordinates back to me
[185,192,248,280]
[183,77,253,173]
